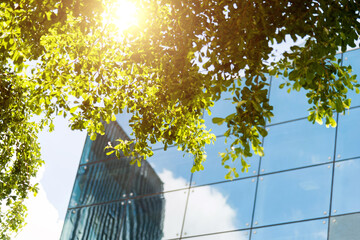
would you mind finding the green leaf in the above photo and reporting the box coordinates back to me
[344,99,351,109]
[335,99,343,112]
[106,150,115,156]
[70,106,78,114]
[257,127,268,137]
[90,133,97,141]
[329,117,337,128]
[212,117,225,125]
[315,116,323,125]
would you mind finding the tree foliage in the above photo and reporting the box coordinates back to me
[1,0,360,237]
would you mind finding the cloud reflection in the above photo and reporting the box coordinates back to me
[159,170,247,239]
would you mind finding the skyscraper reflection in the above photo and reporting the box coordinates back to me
[61,121,165,239]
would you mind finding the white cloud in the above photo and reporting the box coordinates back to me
[13,167,63,240]
[11,165,246,240]
[159,169,188,192]
[299,180,320,191]
[159,170,247,240]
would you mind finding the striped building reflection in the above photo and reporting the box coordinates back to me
[61,121,165,239]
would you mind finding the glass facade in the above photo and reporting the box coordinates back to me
[61,48,360,239]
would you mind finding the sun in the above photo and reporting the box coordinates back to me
[104,0,139,33]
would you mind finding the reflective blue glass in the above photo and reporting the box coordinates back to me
[80,121,130,164]
[69,159,135,208]
[127,190,189,240]
[128,160,166,197]
[79,136,93,164]
[342,49,360,107]
[60,202,125,240]
[332,158,360,215]
[254,165,332,226]
[251,219,328,240]
[269,76,310,124]
[192,136,259,186]
[61,49,360,240]
[146,146,193,192]
[183,230,249,240]
[329,213,360,240]
[183,178,256,237]
[261,119,335,173]
[336,108,360,160]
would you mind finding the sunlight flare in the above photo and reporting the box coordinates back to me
[103,0,139,33]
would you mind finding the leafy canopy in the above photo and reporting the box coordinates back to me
[1,0,360,237]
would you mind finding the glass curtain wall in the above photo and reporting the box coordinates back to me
[61,48,360,240]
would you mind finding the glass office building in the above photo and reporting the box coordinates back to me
[61,48,360,239]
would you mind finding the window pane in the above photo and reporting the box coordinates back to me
[252,219,328,240]
[261,119,335,173]
[69,159,134,208]
[60,202,125,240]
[126,160,166,197]
[269,76,310,124]
[183,230,249,240]
[329,213,360,240]
[192,136,259,186]
[183,178,256,237]
[342,49,360,107]
[254,165,332,226]
[336,108,360,160]
[332,158,360,214]
[126,190,189,240]
[147,146,193,192]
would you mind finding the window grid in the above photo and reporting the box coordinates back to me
[62,50,360,239]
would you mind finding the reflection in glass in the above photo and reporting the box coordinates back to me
[252,219,328,240]
[329,213,360,240]
[130,160,164,197]
[122,195,165,239]
[183,178,256,237]
[61,202,125,240]
[254,165,332,226]
[70,157,165,208]
[261,119,334,173]
[269,76,310,124]
[60,55,360,240]
[342,49,360,107]
[128,190,188,240]
[80,121,130,164]
[192,136,259,186]
[63,121,188,240]
[183,230,249,240]
[147,146,193,192]
[336,108,360,160]
[69,159,135,208]
[332,159,360,214]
